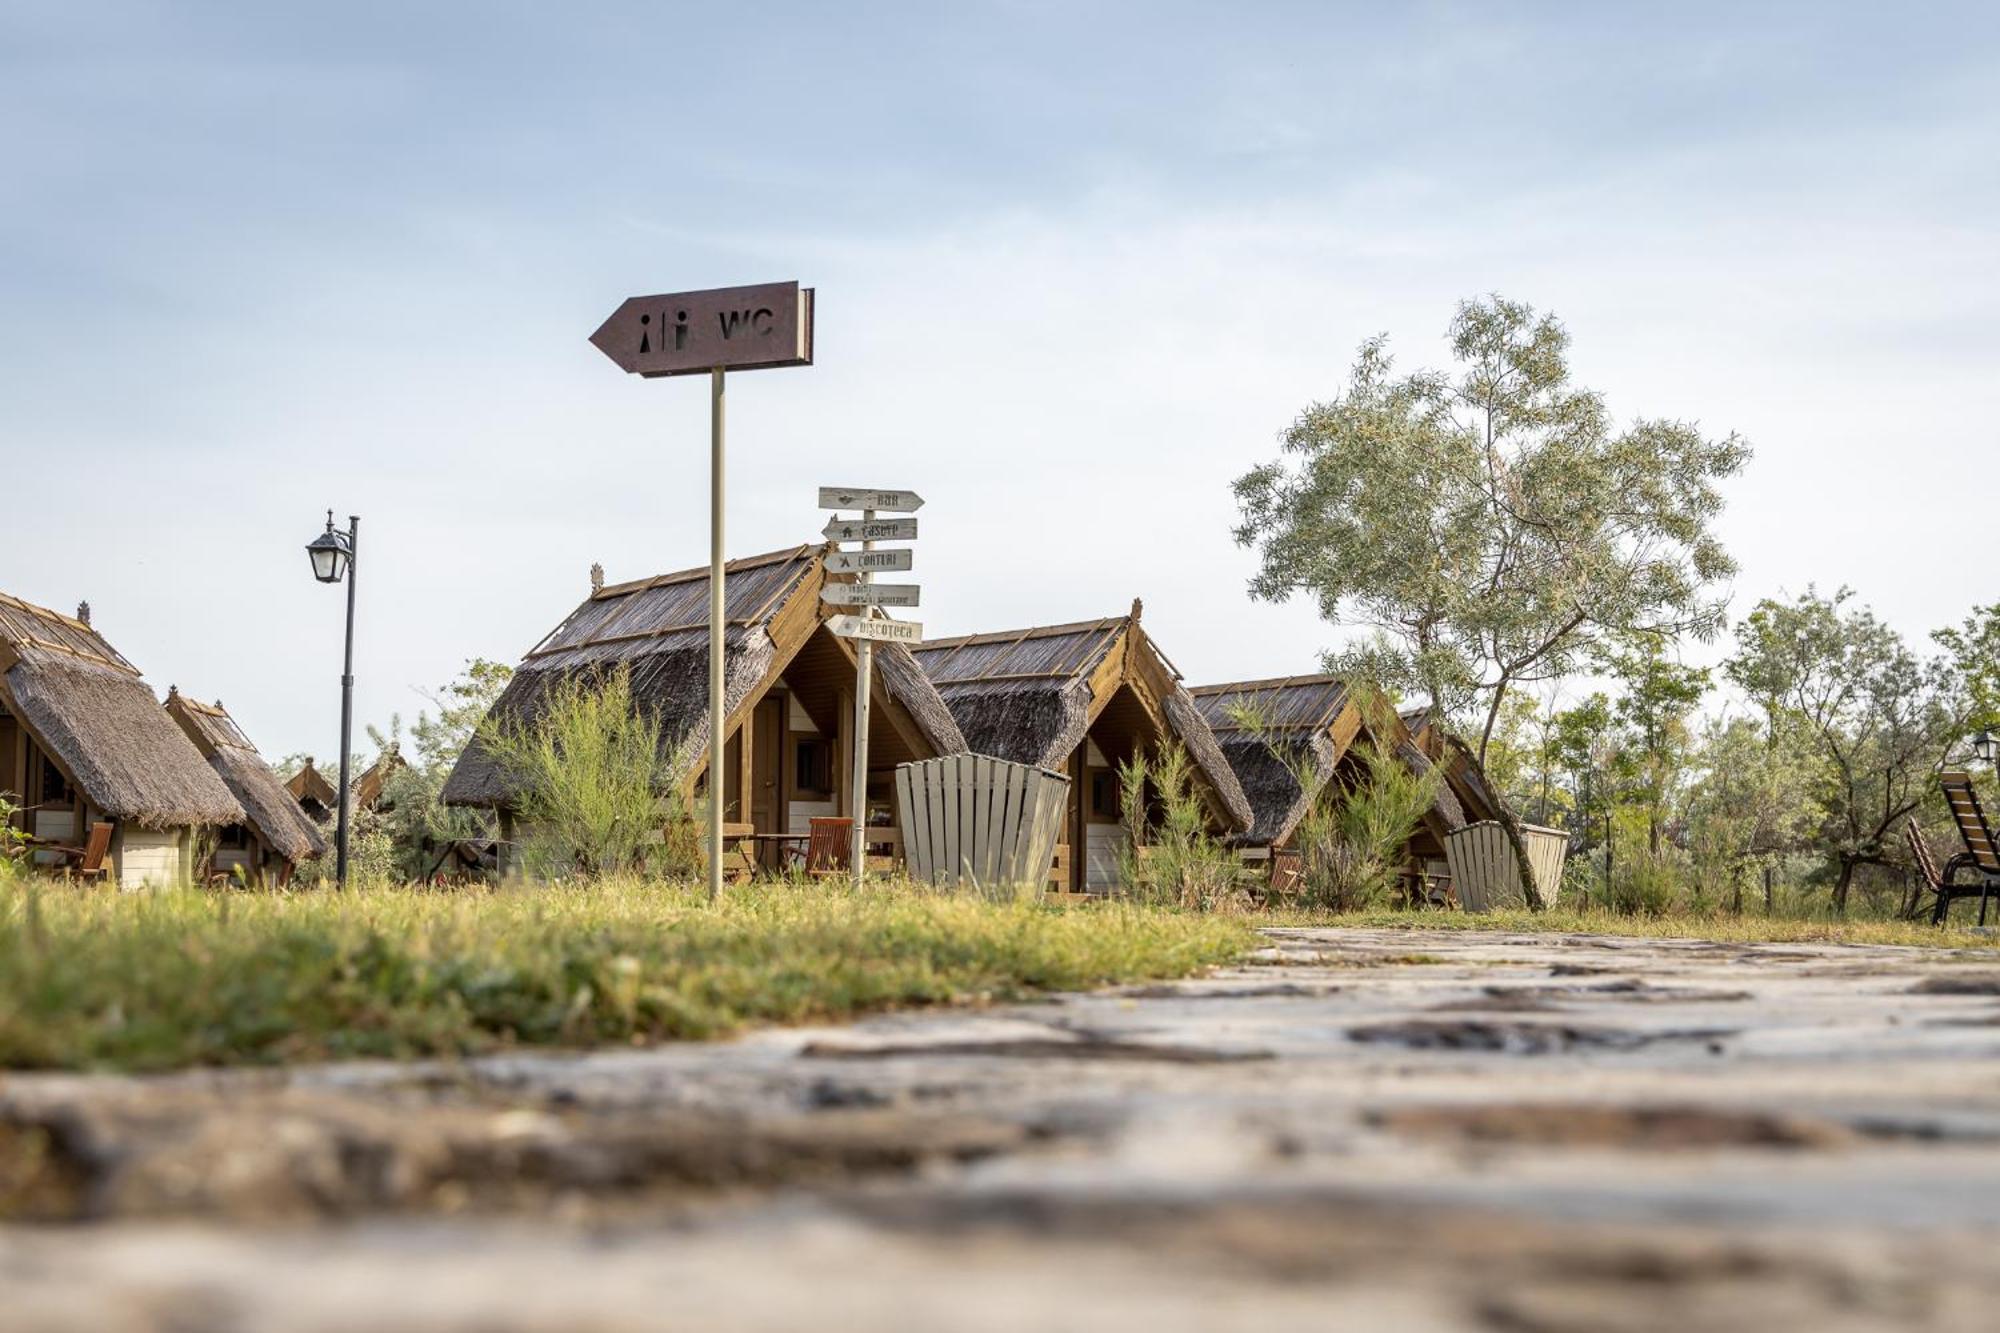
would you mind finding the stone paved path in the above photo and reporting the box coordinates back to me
[9,928,2000,1330]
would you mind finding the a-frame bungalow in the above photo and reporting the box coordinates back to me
[442,545,966,867]
[165,689,326,884]
[912,601,1253,891]
[1190,676,1507,894]
[0,591,242,886]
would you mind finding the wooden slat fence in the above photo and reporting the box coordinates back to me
[1443,821,1568,913]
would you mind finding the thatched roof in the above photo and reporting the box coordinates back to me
[0,591,242,829]
[354,748,405,812]
[914,612,1253,834]
[1189,676,1355,847]
[285,760,337,814]
[442,545,963,810]
[166,691,326,864]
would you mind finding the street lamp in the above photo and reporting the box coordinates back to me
[305,511,359,888]
[1975,728,1999,769]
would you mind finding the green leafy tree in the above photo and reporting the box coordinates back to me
[1235,296,1748,905]
[1549,693,1624,902]
[1725,588,1966,914]
[374,658,514,879]
[1683,715,1819,913]
[1601,635,1709,855]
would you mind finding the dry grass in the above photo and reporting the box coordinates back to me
[1280,906,2000,951]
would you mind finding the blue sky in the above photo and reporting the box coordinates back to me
[4,2,1997,758]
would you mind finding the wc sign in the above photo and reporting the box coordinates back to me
[590,281,815,378]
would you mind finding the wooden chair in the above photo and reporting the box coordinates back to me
[798,817,852,879]
[44,822,113,884]
[1935,774,2000,925]
[1904,818,1979,924]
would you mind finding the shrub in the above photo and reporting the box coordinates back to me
[1287,737,1439,912]
[1116,745,1248,911]
[475,664,694,879]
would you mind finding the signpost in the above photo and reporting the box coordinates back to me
[593,281,815,903]
[819,485,923,885]
[826,615,925,643]
[821,583,921,609]
[827,548,914,574]
[822,517,918,544]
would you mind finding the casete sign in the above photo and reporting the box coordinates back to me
[590,281,814,378]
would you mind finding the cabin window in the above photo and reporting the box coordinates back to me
[1089,770,1120,821]
[794,738,833,797]
[36,754,74,807]
[219,823,251,850]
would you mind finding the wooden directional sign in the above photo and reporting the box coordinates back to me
[827,615,923,644]
[818,487,924,513]
[591,281,814,378]
[823,582,921,609]
[823,516,917,543]
[827,548,914,574]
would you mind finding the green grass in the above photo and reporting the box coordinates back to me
[1277,906,2000,951]
[0,879,1252,1073]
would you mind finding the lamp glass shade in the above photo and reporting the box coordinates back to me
[1976,729,1999,766]
[306,531,349,584]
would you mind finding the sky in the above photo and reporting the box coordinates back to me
[3,1,1997,760]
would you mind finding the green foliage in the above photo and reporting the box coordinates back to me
[1291,737,1439,912]
[1115,744,1247,911]
[1234,295,1749,760]
[0,879,1253,1072]
[475,664,692,880]
[1725,586,1967,911]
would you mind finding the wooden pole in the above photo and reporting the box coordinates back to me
[707,368,725,904]
[850,509,875,887]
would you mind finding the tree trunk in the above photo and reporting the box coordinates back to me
[1833,857,1855,917]
[1763,861,1773,915]
[1493,802,1547,912]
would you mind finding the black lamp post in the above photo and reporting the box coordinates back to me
[1975,728,1999,770]
[306,512,358,887]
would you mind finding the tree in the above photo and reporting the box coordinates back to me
[1601,635,1709,855]
[1683,715,1818,913]
[1234,295,1749,906]
[372,659,513,879]
[1724,588,1965,914]
[1549,692,1624,902]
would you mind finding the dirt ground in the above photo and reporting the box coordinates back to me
[8,927,2000,1331]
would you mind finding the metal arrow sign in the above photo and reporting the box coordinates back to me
[822,582,921,608]
[591,282,814,379]
[818,487,924,513]
[827,548,914,574]
[827,615,923,643]
[823,517,917,543]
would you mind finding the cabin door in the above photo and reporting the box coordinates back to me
[750,694,786,837]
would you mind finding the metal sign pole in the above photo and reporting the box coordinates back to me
[850,508,874,887]
[708,367,726,904]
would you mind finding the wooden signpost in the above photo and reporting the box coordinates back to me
[821,583,921,608]
[827,548,914,574]
[822,517,918,543]
[592,281,815,903]
[826,615,924,643]
[820,485,924,885]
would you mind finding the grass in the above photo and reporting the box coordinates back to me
[0,878,1252,1073]
[1276,906,2000,951]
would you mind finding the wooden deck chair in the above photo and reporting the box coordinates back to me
[1268,848,1303,899]
[1937,774,2000,925]
[799,817,852,879]
[46,821,113,884]
[1903,819,1975,924]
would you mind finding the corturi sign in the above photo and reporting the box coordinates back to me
[590,281,814,377]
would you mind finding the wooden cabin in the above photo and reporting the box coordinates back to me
[0,591,243,886]
[284,759,338,822]
[1191,676,1504,894]
[284,748,402,823]
[442,545,967,870]
[165,690,326,884]
[912,602,1253,892]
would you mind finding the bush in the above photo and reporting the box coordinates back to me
[1286,737,1438,912]
[1116,745,1249,911]
[475,665,695,879]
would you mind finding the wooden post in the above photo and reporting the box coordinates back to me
[706,367,725,904]
[849,509,875,887]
